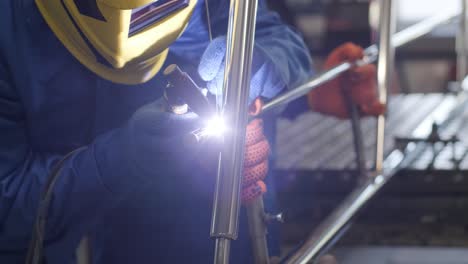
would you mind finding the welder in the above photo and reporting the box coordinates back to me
[0,0,383,263]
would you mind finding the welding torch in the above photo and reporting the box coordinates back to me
[163,64,274,264]
[163,64,266,141]
[163,64,213,119]
[163,64,228,142]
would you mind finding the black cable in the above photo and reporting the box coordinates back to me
[25,147,86,264]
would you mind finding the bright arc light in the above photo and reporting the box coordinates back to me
[202,115,227,138]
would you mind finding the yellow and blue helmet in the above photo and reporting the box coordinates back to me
[36,0,197,84]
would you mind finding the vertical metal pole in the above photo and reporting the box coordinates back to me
[210,1,259,263]
[375,0,396,173]
[457,0,468,83]
[343,96,367,181]
[246,199,270,264]
[214,238,231,264]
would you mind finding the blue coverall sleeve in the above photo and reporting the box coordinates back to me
[0,60,137,262]
[170,0,312,98]
[253,1,313,95]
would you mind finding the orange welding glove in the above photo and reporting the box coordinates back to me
[307,42,385,119]
[241,98,270,204]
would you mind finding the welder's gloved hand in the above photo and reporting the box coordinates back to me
[97,98,202,194]
[198,36,284,104]
[242,118,269,203]
[307,42,385,119]
[241,99,270,203]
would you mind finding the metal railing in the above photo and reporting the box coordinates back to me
[216,1,463,264]
[210,1,260,264]
[374,0,396,174]
[212,0,458,263]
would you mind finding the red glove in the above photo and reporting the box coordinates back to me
[307,42,385,119]
[241,99,270,204]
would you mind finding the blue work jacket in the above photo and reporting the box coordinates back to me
[0,0,311,263]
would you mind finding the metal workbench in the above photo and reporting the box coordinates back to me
[276,93,468,171]
[275,93,468,249]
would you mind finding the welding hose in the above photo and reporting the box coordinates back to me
[25,99,205,264]
[25,147,87,264]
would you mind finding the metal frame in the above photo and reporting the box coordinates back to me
[375,0,396,173]
[211,1,461,264]
[285,2,396,262]
[281,8,462,264]
[210,1,259,263]
[73,2,463,264]
[283,96,468,264]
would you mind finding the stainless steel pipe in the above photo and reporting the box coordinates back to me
[214,238,231,264]
[246,199,270,264]
[285,147,419,264]
[210,0,259,263]
[375,0,396,173]
[261,10,460,114]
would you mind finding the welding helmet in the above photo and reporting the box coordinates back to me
[35,0,197,84]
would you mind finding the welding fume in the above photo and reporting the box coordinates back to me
[0,0,382,263]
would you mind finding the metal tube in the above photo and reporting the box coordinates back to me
[344,98,367,181]
[214,238,231,264]
[285,94,468,264]
[246,199,270,264]
[457,0,468,82]
[261,10,460,114]
[391,11,459,48]
[375,0,396,173]
[262,63,352,113]
[285,150,409,264]
[210,0,258,263]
